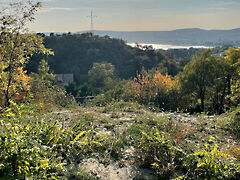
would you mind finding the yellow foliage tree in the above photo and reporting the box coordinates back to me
[131,68,155,104]
[153,72,175,93]
[0,1,53,108]
[124,68,179,109]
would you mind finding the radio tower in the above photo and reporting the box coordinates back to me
[87,10,97,33]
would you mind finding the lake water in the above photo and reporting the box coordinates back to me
[127,43,212,50]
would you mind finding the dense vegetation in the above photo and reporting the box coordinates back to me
[158,45,232,69]
[0,1,240,179]
[27,33,179,83]
[26,33,239,114]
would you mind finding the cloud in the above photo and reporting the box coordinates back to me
[217,0,240,6]
[211,0,240,8]
[38,7,75,13]
[207,7,226,11]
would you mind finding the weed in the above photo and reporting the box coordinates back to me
[66,164,98,180]
[136,127,184,177]
[179,136,239,179]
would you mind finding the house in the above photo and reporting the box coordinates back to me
[56,74,74,86]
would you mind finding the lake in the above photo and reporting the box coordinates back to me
[127,43,212,50]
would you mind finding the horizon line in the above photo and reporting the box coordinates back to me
[31,27,240,34]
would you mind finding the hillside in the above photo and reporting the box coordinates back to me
[78,28,240,46]
[27,33,179,84]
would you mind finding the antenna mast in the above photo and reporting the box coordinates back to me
[87,10,97,33]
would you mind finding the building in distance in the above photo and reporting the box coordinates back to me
[56,74,74,86]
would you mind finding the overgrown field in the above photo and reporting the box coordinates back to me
[1,101,239,179]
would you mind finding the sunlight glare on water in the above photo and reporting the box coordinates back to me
[127,43,212,50]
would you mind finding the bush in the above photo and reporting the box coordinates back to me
[129,122,239,179]
[135,127,184,178]
[0,118,65,179]
[180,136,239,179]
[229,107,240,138]
[30,60,77,109]
[122,69,181,110]
[66,164,97,180]
[0,109,106,179]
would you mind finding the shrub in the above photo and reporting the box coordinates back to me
[122,68,181,110]
[132,127,184,178]
[229,108,240,138]
[219,107,240,138]
[179,136,239,179]
[0,110,106,179]
[30,60,77,109]
[66,164,97,180]
[130,123,239,179]
[0,119,65,179]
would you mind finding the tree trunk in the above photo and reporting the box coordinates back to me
[4,91,10,107]
[201,95,205,112]
[227,74,231,95]
[219,79,226,114]
[226,74,231,110]
[200,88,205,112]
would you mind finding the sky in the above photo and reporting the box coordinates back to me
[1,0,240,32]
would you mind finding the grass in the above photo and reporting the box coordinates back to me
[1,101,240,179]
[65,103,240,178]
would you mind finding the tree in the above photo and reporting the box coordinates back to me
[123,68,179,109]
[208,56,230,114]
[88,62,115,94]
[30,59,56,103]
[224,48,240,106]
[180,49,216,112]
[0,1,53,107]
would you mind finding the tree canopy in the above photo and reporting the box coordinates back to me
[27,33,179,85]
[0,1,53,107]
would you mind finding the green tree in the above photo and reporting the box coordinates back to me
[30,59,57,104]
[88,62,115,94]
[224,48,240,106]
[180,49,216,112]
[202,56,232,114]
[0,1,53,108]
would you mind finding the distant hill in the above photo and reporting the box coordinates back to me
[28,33,179,85]
[77,28,240,46]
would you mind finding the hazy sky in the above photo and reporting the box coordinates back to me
[1,0,240,32]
